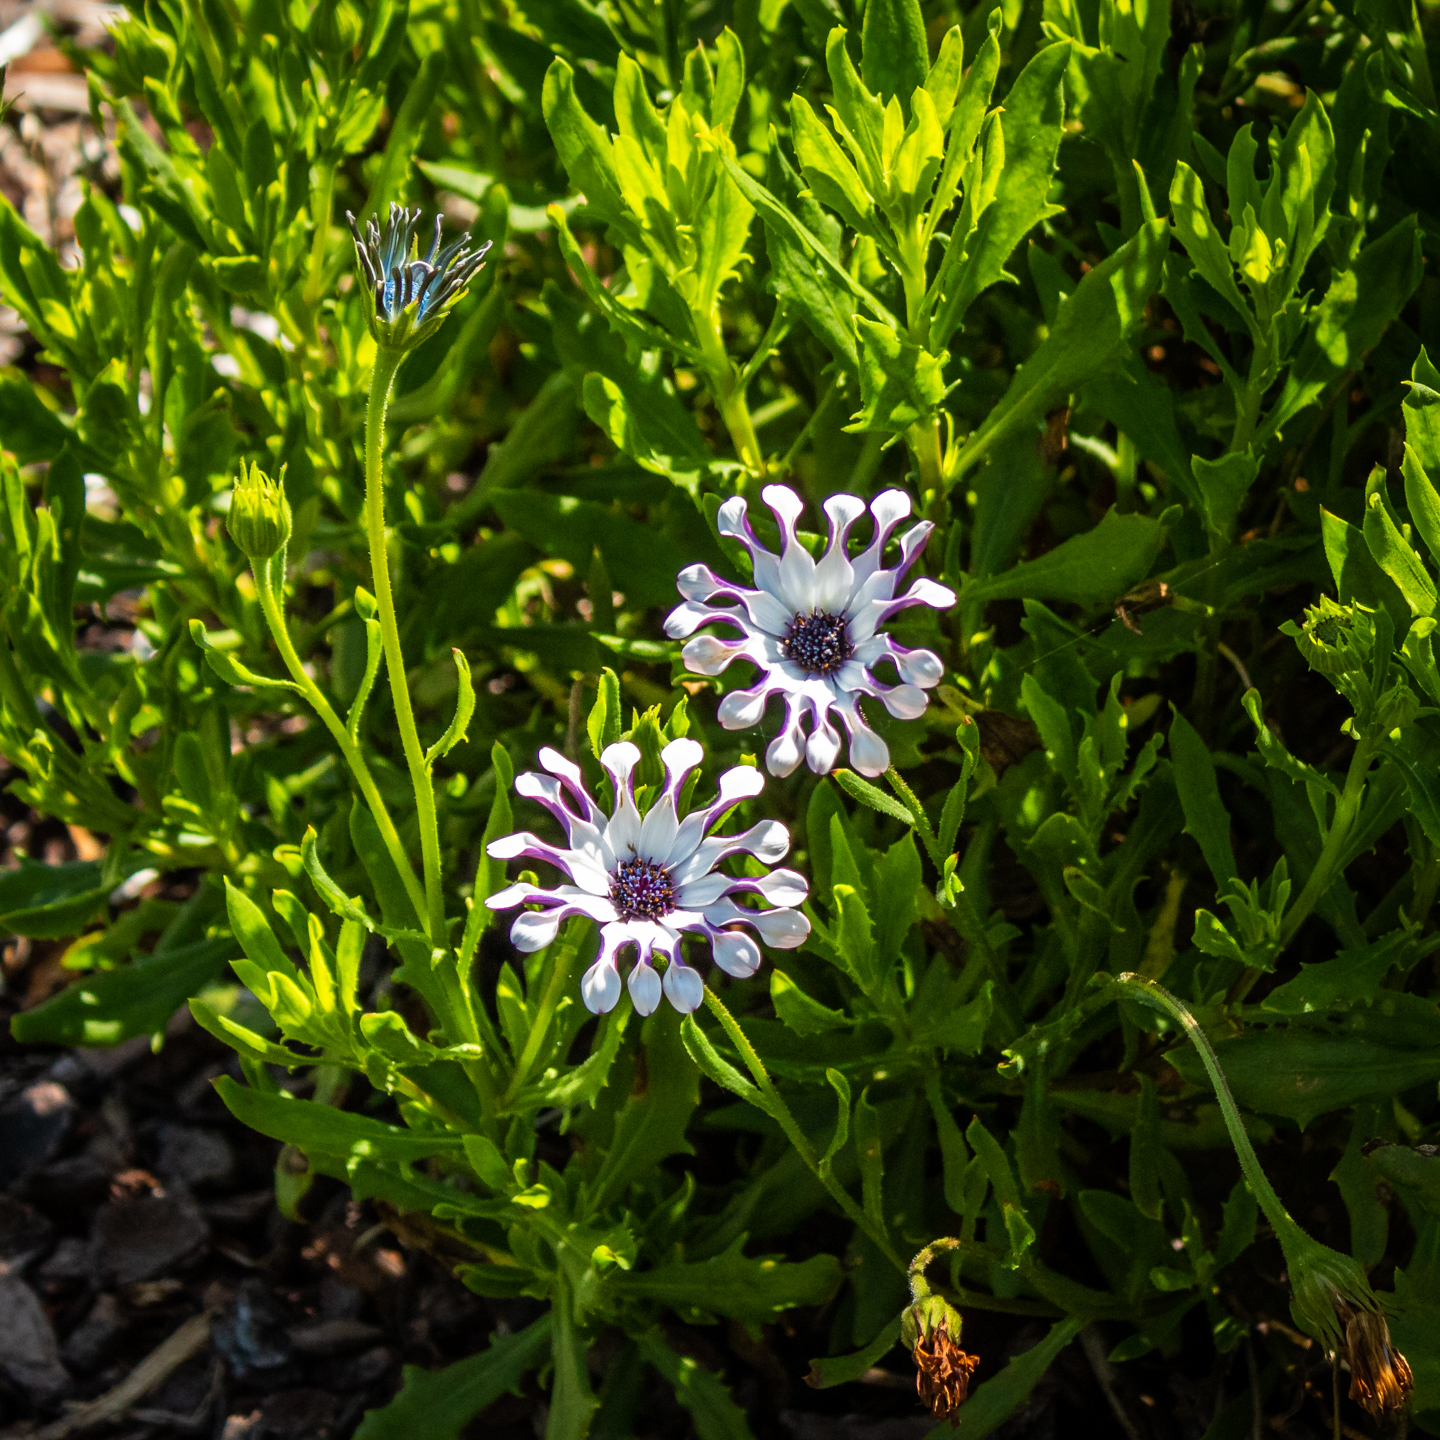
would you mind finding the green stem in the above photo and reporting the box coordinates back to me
[1115,975,1304,1252]
[1230,329,1273,454]
[696,308,764,481]
[1279,735,1375,950]
[498,924,585,1110]
[908,417,944,495]
[1405,850,1440,928]
[703,985,906,1275]
[885,765,941,866]
[364,346,447,944]
[253,554,428,927]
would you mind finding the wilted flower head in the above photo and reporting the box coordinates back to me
[1343,1303,1414,1417]
[664,485,955,778]
[486,739,809,1015]
[903,1293,978,1427]
[346,203,491,353]
[228,460,291,561]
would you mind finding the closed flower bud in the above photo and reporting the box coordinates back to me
[309,0,362,57]
[347,204,491,355]
[228,460,291,561]
[1291,596,1372,678]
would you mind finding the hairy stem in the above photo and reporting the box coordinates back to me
[703,985,906,1275]
[1115,974,1305,1252]
[253,554,428,926]
[364,346,446,943]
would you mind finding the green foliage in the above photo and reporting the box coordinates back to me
[2,0,1440,1431]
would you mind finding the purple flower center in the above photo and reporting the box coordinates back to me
[610,855,677,920]
[783,611,853,676]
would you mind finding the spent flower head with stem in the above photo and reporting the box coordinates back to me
[227,460,291,562]
[903,1237,979,1427]
[486,738,809,1016]
[664,485,955,777]
[1114,972,1412,1409]
[346,203,491,354]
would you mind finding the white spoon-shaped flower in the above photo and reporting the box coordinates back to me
[485,739,809,1015]
[665,485,954,777]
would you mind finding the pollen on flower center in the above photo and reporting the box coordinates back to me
[609,855,677,921]
[782,611,853,676]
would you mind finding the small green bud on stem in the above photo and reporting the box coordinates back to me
[228,460,291,562]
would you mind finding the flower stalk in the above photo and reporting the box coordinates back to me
[1115,972,1408,1381]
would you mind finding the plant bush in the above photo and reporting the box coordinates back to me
[3,0,1440,1432]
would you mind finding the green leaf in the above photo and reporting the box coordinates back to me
[862,0,927,107]
[1191,450,1260,541]
[491,489,679,608]
[845,320,946,434]
[939,1317,1085,1436]
[613,1238,842,1323]
[462,1133,513,1192]
[424,650,476,765]
[301,827,372,930]
[680,1012,771,1110]
[761,139,857,368]
[821,1067,852,1168]
[805,1316,902,1388]
[854,1088,886,1230]
[1261,932,1434,1014]
[1240,689,1340,798]
[950,219,1169,484]
[1402,441,1440,572]
[592,1009,699,1209]
[358,1010,438,1065]
[1320,506,1407,623]
[1364,488,1435,617]
[588,667,623,759]
[189,998,307,1069]
[717,152,882,321]
[0,858,107,938]
[11,937,233,1047]
[1365,1142,1440,1218]
[1262,215,1423,441]
[189,620,301,692]
[1128,1076,1164,1222]
[1169,708,1237,887]
[964,508,1168,609]
[1168,1029,1440,1129]
[831,768,914,824]
[353,1316,551,1440]
[1168,162,1255,337]
[934,42,1071,341]
[874,835,922,965]
[636,1331,756,1440]
[770,970,848,1035]
[791,95,878,238]
[214,1075,463,1160]
[0,370,72,463]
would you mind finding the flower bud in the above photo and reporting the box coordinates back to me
[346,204,491,354]
[309,0,362,57]
[228,460,291,561]
[1291,596,1371,678]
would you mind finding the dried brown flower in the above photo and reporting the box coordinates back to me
[1345,1306,1414,1417]
[914,1317,980,1427]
